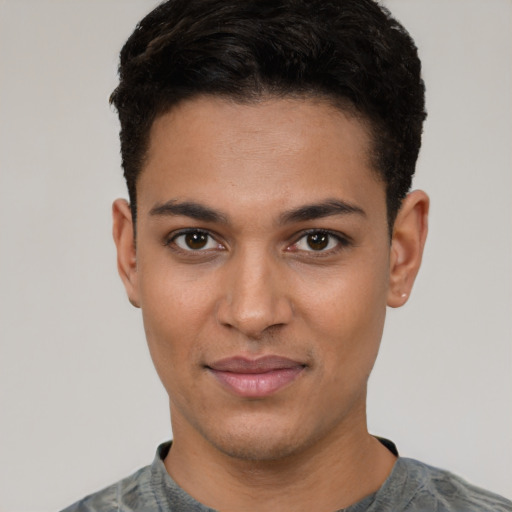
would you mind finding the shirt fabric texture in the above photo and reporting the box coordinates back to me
[61,441,512,512]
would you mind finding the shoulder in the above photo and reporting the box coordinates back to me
[59,464,154,512]
[396,458,512,512]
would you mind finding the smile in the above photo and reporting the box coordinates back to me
[207,356,306,398]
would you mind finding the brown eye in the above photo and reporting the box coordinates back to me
[185,232,208,249]
[173,231,219,251]
[290,231,344,253]
[306,232,329,251]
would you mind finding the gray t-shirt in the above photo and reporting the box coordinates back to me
[61,441,511,512]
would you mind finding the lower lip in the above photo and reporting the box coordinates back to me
[209,367,304,398]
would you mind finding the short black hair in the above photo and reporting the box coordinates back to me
[110,0,426,228]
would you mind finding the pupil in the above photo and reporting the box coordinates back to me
[185,232,207,249]
[307,233,328,250]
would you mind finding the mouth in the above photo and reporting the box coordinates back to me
[206,355,306,398]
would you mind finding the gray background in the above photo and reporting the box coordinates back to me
[1,1,511,510]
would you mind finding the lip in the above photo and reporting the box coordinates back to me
[207,356,306,398]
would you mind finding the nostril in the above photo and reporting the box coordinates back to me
[214,259,294,336]
[216,298,293,339]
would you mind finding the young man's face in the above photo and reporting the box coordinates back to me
[114,96,425,462]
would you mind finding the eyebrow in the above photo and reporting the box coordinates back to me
[279,199,366,224]
[149,198,365,225]
[149,200,228,223]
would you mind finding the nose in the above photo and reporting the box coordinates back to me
[216,247,293,339]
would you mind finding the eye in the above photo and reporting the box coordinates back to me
[171,230,222,251]
[290,230,346,253]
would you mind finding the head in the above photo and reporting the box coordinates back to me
[110,0,426,230]
[111,0,429,465]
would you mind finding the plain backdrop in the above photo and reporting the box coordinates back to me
[0,1,511,510]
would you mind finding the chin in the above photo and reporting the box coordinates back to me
[198,415,324,463]
[213,434,305,462]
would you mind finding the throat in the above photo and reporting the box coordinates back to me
[165,430,397,512]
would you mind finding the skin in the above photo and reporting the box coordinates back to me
[113,96,429,511]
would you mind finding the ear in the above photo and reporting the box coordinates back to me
[387,190,429,308]
[112,199,140,308]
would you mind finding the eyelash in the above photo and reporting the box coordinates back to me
[288,229,351,256]
[164,228,351,256]
[165,229,224,254]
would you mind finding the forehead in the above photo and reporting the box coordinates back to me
[138,95,385,223]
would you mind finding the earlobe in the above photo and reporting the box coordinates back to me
[112,199,140,308]
[387,190,429,308]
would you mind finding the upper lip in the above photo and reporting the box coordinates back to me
[207,355,305,374]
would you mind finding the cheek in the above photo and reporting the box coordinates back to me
[137,263,217,380]
[301,257,389,367]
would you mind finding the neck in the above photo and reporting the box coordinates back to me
[165,404,396,512]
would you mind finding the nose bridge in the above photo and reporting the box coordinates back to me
[217,243,292,336]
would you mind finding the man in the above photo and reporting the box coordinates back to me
[63,0,511,510]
